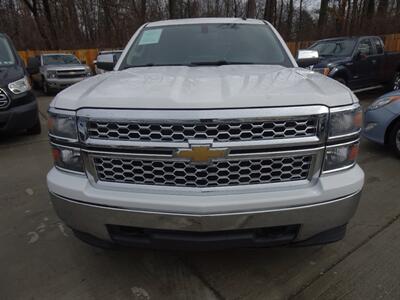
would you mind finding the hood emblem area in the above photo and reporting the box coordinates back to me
[174,145,228,164]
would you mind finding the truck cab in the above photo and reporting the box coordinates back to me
[308,36,400,92]
[0,33,41,135]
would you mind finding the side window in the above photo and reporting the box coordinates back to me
[357,39,373,56]
[373,38,384,54]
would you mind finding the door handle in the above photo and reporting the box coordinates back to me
[372,59,377,64]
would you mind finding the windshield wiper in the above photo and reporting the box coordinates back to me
[189,60,255,66]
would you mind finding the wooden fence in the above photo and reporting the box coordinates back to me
[17,33,400,68]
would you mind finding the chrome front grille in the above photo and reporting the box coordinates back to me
[87,118,319,142]
[92,155,313,188]
[56,70,87,79]
[0,88,10,109]
[78,107,328,189]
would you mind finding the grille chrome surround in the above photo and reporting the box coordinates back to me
[76,107,328,191]
[0,88,10,109]
[91,154,313,188]
[87,118,319,143]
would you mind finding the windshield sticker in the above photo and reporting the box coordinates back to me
[138,29,163,45]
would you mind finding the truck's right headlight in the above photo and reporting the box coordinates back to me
[51,144,84,173]
[328,104,362,139]
[48,109,78,142]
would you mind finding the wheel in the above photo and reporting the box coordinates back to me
[334,76,347,86]
[26,118,42,135]
[392,71,400,91]
[42,79,51,95]
[389,120,400,157]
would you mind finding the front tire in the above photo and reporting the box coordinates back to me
[43,79,51,95]
[392,71,400,91]
[389,121,400,157]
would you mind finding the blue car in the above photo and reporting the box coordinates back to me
[364,91,400,156]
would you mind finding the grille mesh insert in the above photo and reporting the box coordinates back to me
[93,155,312,188]
[87,118,318,142]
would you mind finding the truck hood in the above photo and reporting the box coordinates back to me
[52,65,355,110]
[44,64,87,71]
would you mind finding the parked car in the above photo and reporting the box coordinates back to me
[47,18,364,249]
[300,36,400,92]
[27,53,92,95]
[94,50,122,74]
[0,33,41,135]
[364,90,400,156]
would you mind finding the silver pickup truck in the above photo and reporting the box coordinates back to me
[47,18,364,250]
[27,53,92,95]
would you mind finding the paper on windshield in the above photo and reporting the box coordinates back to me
[138,29,163,45]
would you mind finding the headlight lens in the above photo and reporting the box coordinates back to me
[329,104,363,139]
[47,71,57,79]
[368,95,400,111]
[48,109,78,141]
[51,144,84,173]
[323,141,359,172]
[8,76,31,94]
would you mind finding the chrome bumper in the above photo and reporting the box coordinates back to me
[50,190,361,242]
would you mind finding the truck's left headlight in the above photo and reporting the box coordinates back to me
[48,109,78,141]
[8,76,31,94]
[323,140,359,172]
[329,104,362,139]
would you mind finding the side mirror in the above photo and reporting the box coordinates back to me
[96,54,116,71]
[26,57,40,75]
[296,50,319,68]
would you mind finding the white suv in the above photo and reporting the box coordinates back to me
[47,18,364,249]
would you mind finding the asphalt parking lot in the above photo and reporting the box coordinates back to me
[1,91,400,300]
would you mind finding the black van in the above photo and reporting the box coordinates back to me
[0,33,41,135]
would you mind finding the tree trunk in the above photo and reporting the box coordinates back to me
[247,0,256,18]
[318,0,329,37]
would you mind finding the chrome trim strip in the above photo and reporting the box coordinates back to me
[48,107,77,115]
[77,106,329,120]
[329,103,360,113]
[48,133,79,144]
[327,129,361,141]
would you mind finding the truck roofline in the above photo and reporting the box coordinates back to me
[146,17,266,27]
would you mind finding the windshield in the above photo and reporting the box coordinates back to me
[43,54,81,65]
[309,40,356,57]
[121,24,292,68]
[0,36,16,66]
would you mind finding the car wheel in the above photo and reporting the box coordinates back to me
[43,80,51,95]
[26,118,42,135]
[389,121,400,157]
[393,71,400,91]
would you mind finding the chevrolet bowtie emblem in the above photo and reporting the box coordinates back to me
[175,146,228,163]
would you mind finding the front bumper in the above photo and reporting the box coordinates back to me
[48,165,364,247]
[0,95,38,133]
[47,77,88,90]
